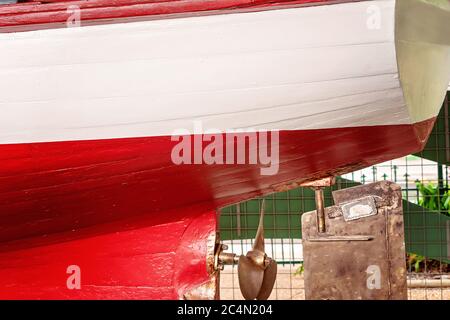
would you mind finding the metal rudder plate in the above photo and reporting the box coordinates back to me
[302,181,407,300]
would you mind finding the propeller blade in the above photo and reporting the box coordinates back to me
[253,199,265,252]
[237,198,278,300]
[238,255,264,300]
[256,258,278,300]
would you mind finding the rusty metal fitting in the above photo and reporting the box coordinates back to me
[214,243,239,271]
[314,187,326,233]
[300,177,335,233]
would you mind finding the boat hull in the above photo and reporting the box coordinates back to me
[0,0,449,299]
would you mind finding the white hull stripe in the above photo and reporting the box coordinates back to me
[0,0,447,144]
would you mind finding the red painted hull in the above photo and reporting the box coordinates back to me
[0,120,435,243]
[0,0,343,30]
[0,206,217,299]
[0,119,435,299]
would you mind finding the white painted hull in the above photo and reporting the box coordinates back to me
[0,0,449,145]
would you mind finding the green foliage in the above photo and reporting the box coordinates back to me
[408,253,426,273]
[293,263,304,276]
[416,182,450,216]
[406,253,450,273]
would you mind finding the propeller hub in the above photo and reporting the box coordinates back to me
[245,250,267,269]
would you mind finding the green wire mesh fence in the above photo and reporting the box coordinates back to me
[219,92,450,300]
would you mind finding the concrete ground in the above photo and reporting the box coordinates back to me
[220,265,450,300]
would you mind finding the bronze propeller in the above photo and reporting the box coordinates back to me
[237,199,277,300]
